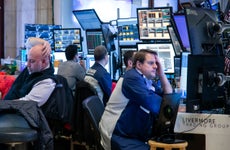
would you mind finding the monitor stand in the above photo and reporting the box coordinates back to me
[154,133,186,144]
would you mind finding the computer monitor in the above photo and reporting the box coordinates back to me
[186,55,225,113]
[117,17,140,46]
[211,2,221,21]
[171,14,190,52]
[72,9,102,30]
[101,23,116,53]
[180,52,190,97]
[136,7,172,41]
[53,52,67,62]
[86,30,104,55]
[167,25,183,56]
[53,28,82,52]
[86,55,110,74]
[153,93,184,144]
[174,56,181,79]
[137,42,175,74]
[120,47,137,75]
[185,7,223,55]
[24,24,62,50]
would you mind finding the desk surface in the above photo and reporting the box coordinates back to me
[175,112,230,150]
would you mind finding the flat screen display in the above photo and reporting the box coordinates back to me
[73,9,102,30]
[53,28,82,52]
[24,24,62,50]
[86,30,104,55]
[172,14,190,51]
[137,7,172,41]
[86,55,110,73]
[117,18,140,46]
[180,52,190,99]
[137,43,175,74]
[120,47,137,75]
[167,26,182,56]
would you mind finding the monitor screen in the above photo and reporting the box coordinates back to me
[180,52,190,99]
[137,7,172,41]
[53,51,67,62]
[172,14,190,51]
[86,30,104,55]
[167,25,183,56]
[24,24,62,50]
[53,28,82,52]
[174,56,181,78]
[185,7,223,55]
[73,9,102,30]
[186,55,225,113]
[117,18,140,46]
[137,43,175,74]
[211,2,221,21]
[86,55,110,73]
[120,47,137,75]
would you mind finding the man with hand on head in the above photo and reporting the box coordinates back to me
[4,41,56,107]
[99,49,172,150]
[25,37,51,56]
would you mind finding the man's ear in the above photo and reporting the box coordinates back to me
[136,61,142,69]
[128,60,132,66]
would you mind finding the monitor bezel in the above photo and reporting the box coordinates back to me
[85,29,105,55]
[136,42,175,74]
[136,7,173,41]
[171,13,191,52]
[53,28,82,52]
[72,9,102,30]
[167,25,183,56]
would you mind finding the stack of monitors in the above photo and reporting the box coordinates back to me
[53,28,82,52]
[137,7,172,41]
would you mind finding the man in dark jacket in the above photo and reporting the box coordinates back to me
[84,45,112,106]
[4,44,56,107]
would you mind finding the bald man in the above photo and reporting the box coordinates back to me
[25,37,51,56]
[4,44,56,107]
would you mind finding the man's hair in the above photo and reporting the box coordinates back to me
[94,45,108,61]
[65,45,78,60]
[123,50,135,67]
[133,49,158,67]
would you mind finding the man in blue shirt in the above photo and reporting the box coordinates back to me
[99,49,173,150]
[84,45,112,106]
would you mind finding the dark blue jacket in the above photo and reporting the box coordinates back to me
[87,62,112,105]
[111,68,163,150]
